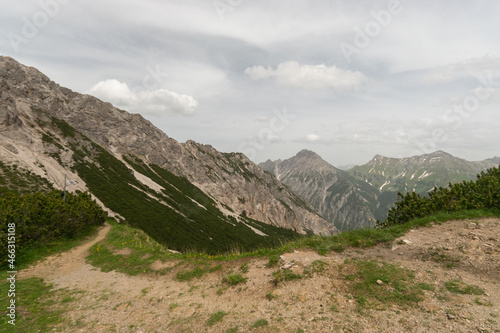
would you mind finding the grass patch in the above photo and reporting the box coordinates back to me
[425,250,460,269]
[0,278,69,332]
[223,273,248,286]
[176,267,207,281]
[474,298,493,306]
[417,283,435,291]
[266,290,277,300]
[342,260,426,309]
[217,286,228,295]
[169,303,180,311]
[266,254,280,267]
[112,301,132,311]
[304,260,327,277]
[251,319,269,328]
[141,286,153,295]
[445,280,484,295]
[87,221,175,276]
[272,269,302,285]
[207,311,229,327]
[209,264,223,273]
[312,260,327,273]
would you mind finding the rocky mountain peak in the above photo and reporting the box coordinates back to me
[295,149,321,159]
[284,149,336,173]
[259,150,380,231]
[426,150,453,158]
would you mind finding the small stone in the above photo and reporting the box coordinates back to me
[402,239,412,245]
[281,262,295,270]
[447,314,456,320]
[376,279,383,285]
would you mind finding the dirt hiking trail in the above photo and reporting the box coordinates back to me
[20,223,112,280]
[19,218,500,332]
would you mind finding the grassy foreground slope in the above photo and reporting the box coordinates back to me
[5,208,498,332]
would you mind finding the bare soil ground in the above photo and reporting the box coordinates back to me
[19,218,500,332]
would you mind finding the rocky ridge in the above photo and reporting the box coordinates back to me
[0,56,337,243]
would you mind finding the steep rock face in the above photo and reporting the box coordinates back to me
[0,56,336,237]
[348,150,500,195]
[260,150,381,231]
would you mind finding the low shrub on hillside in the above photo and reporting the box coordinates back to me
[0,190,107,267]
[382,166,500,226]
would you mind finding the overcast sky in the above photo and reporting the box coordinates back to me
[2,0,500,166]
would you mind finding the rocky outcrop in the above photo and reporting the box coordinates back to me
[0,56,336,236]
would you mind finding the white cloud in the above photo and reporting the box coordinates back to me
[88,79,198,116]
[292,133,331,145]
[262,132,281,143]
[306,133,320,142]
[245,61,367,91]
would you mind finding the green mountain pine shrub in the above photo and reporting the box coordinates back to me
[0,191,107,266]
[382,166,500,226]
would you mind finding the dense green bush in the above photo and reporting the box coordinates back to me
[0,191,107,266]
[382,166,500,226]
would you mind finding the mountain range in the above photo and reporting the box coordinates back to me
[0,56,336,254]
[260,150,500,231]
[348,150,500,195]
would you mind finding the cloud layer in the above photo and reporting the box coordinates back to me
[2,0,499,165]
[88,79,198,116]
[245,61,367,91]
